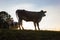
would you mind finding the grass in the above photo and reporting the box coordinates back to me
[0,29,60,40]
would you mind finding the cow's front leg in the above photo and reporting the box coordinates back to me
[34,22,37,30]
[37,22,40,30]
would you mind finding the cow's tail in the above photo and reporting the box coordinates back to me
[16,11,19,22]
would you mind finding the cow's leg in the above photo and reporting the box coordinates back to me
[18,19,22,30]
[34,22,37,30]
[20,20,24,30]
[37,22,40,30]
[19,19,24,30]
[18,21,21,30]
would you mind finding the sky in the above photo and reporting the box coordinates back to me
[0,0,60,31]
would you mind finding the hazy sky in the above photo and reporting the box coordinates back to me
[0,0,60,31]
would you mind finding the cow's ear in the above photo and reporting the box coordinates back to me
[44,11,47,13]
[40,10,43,12]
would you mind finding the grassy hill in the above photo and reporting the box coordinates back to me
[0,29,60,40]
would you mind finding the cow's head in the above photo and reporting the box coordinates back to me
[39,10,47,17]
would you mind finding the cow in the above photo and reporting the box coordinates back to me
[16,9,47,30]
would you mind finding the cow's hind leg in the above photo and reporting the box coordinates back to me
[20,21,24,30]
[37,22,40,30]
[19,19,24,30]
[18,21,21,30]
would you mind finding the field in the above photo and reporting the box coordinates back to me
[0,29,60,40]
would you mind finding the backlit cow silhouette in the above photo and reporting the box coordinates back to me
[16,9,47,30]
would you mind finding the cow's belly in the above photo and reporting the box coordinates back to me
[24,18,39,22]
[24,18,33,21]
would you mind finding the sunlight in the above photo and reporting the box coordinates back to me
[17,27,20,30]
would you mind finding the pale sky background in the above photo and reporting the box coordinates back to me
[0,0,60,31]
